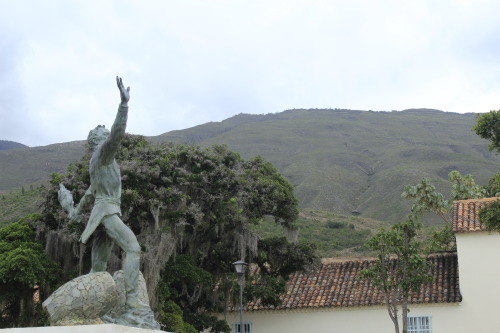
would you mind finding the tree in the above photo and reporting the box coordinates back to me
[158,254,229,333]
[483,173,500,197]
[361,215,433,333]
[478,199,500,232]
[473,110,500,236]
[401,178,449,223]
[364,168,488,332]
[401,171,486,251]
[244,236,317,307]
[402,171,485,224]
[39,135,317,332]
[0,214,60,328]
[473,110,500,152]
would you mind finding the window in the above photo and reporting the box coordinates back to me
[408,316,432,333]
[233,322,252,333]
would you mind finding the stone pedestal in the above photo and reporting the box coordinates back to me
[43,272,118,325]
[42,271,160,330]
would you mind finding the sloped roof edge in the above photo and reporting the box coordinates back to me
[242,252,461,312]
[452,197,500,233]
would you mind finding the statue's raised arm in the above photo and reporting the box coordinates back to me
[117,76,130,105]
[99,77,131,164]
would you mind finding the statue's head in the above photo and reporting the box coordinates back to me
[87,125,110,149]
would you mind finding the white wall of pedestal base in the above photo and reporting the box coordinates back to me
[1,324,166,333]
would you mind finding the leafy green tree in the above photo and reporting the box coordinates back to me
[40,135,316,332]
[248,237,317,306]
[369,168,487,332]
[401,171,486,251]
[473,110,500,152]
[158,255,230,333]
[478,199,500,233]
[402,171,485,224]
[449,170,487,201]
[483,173,500,197]
[361,215,433,333]
[473,111,500,234]
[0,214,60,328]
[159,299,198,333]
[401,178,449,223]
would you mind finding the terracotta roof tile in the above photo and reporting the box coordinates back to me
[452,197,500,232]
[244,252,461,311]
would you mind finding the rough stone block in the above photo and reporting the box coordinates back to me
[42,272,119,325]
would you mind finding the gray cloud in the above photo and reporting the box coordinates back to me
[1,0,499,146]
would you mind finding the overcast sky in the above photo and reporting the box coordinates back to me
[1,0,499,147]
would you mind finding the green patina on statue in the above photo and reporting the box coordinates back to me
[50,77,160,330]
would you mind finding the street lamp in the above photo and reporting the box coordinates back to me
[232,260,248,333]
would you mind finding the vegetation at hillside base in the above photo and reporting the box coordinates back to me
[0,215,60,328]
[0,184,387,258]
[361,215,433,333]
[4,175,489,260]
[254,209,388,257]
[0,186,455,259]
[35,135,317,332]
[0,186,46,228]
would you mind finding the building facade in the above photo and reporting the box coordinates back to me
[223,197,500,333]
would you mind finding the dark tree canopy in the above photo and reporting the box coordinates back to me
[478,199,500,232]
[0,215,60,328]
[39,135,316,332]
[473,110,500,153]
[473,111,500,234]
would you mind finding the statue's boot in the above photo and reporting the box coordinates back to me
[113,304,159,330]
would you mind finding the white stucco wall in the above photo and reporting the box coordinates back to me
[223,303,460,333]
[454,231,500,333]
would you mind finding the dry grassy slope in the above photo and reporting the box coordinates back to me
[0,141,85,194]
[153,109,500,224]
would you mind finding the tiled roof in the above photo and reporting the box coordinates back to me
[244,252,461,311]
[452,197,500,232]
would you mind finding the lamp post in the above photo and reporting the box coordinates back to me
[232,260,248,333]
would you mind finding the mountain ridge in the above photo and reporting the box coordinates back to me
[151,108,498,224]
[1,109,497,225]
[0,140,29,151]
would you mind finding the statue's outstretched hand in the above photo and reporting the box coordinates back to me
[58,183,81,223]
[68,209,82,223]
[116,76,130,104]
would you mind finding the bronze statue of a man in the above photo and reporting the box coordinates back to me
[69,77,141,309]
[53,77,159,329]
